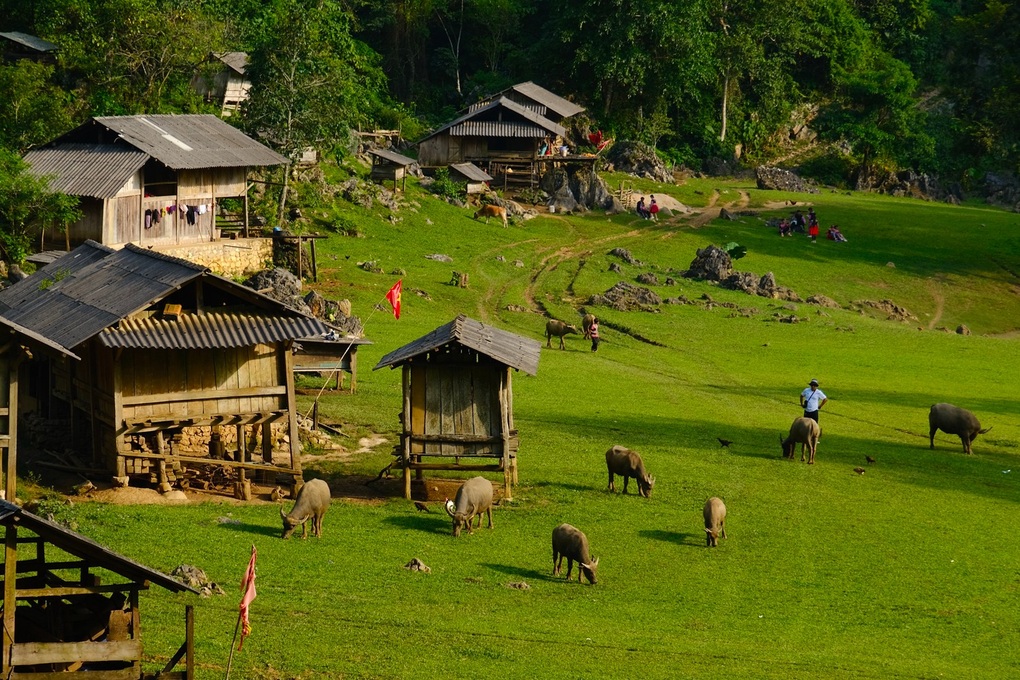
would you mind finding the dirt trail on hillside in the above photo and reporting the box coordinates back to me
[926,279,945,329]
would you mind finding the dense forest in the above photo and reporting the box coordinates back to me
[1,0,1018,251]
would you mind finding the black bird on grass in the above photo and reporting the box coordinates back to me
[413,501,431,513]
[866,456,876,465]
[717,438,733,448]
[853,467,866,475]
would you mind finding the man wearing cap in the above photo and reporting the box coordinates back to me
[800,379,828,423]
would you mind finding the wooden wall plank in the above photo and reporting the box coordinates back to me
[11,640,142,665]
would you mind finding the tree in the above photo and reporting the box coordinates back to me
[240,0,387,223]
[816,50,933,186]
[0,61,76,153]
[0,149,80,263]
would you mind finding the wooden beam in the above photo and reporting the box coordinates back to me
[11,668,139,680]
[122,385,286,406]
[11,640,142,666]
[123,452,299,474]
[405,463,503,471]
[16,584,144,598]
[408,433,504,444]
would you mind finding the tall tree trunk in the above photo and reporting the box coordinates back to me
[277,164,290,226]
[720,75,729,142]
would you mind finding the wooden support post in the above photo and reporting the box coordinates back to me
[283,342,302,474]
[402,367,412,500]
[186,604,194,680]
[236,423,249,500]
[500,368,512,501]
[156,431,171,493]
[261,422,273,465]
[3,521,17,673]
[310,237,318,282]
[4,350,19,501]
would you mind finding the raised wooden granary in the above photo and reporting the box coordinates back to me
[374,315,540,499]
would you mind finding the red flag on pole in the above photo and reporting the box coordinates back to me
[238,545,257,650]
[385,280,402,319]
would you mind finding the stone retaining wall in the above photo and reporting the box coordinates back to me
[153,238,274,277]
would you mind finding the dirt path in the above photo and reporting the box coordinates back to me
[926,279,945,330]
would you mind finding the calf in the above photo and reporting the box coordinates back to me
[605,445,655,497]
[581,313,596,339]
[703,497,727,547]
[280,479,331,539]
[473,204,508,228]
[445,476,494,537]
[545,319,579,349]
[780,417,821,464]
[552,523,599,585]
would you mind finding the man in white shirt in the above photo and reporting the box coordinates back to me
[800,379,828,423]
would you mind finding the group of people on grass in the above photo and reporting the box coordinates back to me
[635,195,660,221]
[776,207,847,242]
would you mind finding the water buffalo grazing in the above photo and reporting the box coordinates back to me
[605,445,656,497]
[545,319,579,349]
[581,313,596,339]
[280,479,331,539]
[703,497,727,547]
[552,523,599,585]
[473,204,508,228]
[445,476,494,537]
[780,417,821,464]
[929,403,992,455]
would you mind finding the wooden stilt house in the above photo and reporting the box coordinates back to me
[374,315,540,500]
[23,115,287,247]
[0,240,327,496]
[0,500,198,678]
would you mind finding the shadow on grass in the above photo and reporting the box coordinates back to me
[217,522,280,538]
[531,480,598,493]
[481,562,555,582]
[638,529,701,547]
[383,514,450,535]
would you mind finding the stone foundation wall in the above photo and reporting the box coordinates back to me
[153,238,274,277]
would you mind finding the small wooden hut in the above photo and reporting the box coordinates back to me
[0,31,58,63]
[374,315,540,499]
[0,241,327,495]
[368,149,415,192]
[0,500,198,678]
[448,162,492,195]
[191,52,251,117]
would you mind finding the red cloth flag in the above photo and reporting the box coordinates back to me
[385,280,402,319]
[238,545,257,650]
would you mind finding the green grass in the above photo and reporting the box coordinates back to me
[31,171,1020,678]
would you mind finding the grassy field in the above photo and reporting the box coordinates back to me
[33,169,1020,678]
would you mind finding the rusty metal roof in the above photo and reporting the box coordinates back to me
[100,310,326,349]
[0,31,58,53]
[418,97,565,144]
[374,314,540,375]
[24,144,148,198]
[369,148,416,166]
[0,500,196,594]
[449,162,492,182]
[0,241,325,351]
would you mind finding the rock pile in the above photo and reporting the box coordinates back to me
[682,245,800,301]
[588,281,662,312]
[171,565,225,598]
[755,167,819,194]
[604,141,674,183]
[243,267,363,337]
[541,167,615,213]
[849,299,918,323]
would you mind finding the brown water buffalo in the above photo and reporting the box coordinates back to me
[552,523,599,585]
[605,445,655,497]
[781,417,821,464]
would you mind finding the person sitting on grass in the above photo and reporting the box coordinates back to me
[779,219,791,237]
[827,225,848,242]
[636,196,650,219]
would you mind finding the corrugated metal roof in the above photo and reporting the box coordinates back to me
[450,120,548,138]
[0,317,80,360]
[417,97,565,144]
[449,162,493,182]
[23,144,148,199]
[215,51,248,74]
[0,500,196,594]
[369,148,416,166]
[100,311,326,349]
[0,31,58,53]
[374,314,540,375]
[0,241,324,351]
[509,82,585,118]
[90,115,288,169]
[469,100,547,117]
